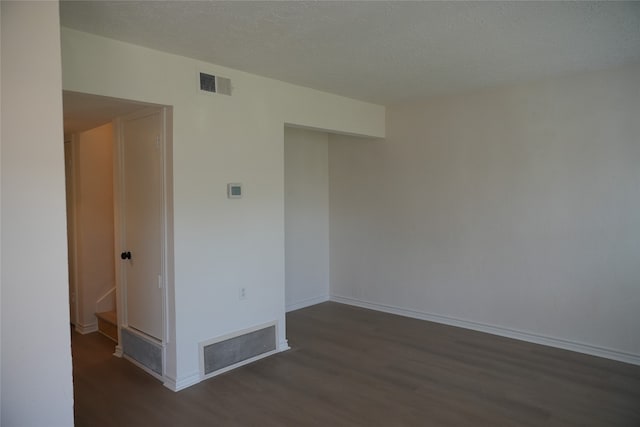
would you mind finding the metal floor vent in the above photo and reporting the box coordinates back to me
[122,328,162,375]
[199,72,232,96]
[202,324,276,376]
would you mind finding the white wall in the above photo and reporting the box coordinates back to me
[1,3,3,418]
[61,28,385,389]
[1,2,75,426]
[330,64,640,364]
[72,123,116,331]
[284,127,330,311]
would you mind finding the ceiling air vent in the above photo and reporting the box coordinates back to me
[199,72,232,96]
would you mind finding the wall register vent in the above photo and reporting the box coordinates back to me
[200,324,276,377]
[122,327,163,375]
[199,72,232,96]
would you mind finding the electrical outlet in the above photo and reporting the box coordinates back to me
[239,287,247,300]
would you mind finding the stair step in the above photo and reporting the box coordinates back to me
[96,311,118,342]
[96,310,117,324]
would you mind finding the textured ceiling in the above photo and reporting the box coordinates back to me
[60,1,640,105]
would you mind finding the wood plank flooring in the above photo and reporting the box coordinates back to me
[72,302,640,426]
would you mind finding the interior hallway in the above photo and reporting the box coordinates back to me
[72,302,640,426]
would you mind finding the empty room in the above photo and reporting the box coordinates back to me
[1,1,639,426]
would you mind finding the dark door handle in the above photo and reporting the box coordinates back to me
[120,251,132,260]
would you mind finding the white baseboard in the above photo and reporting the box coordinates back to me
[279,338,291,352]
[75,322,98,334]
[286,294,330,312]
[113,345,123,358]
[330,295,640,366]
[163,372,200,392]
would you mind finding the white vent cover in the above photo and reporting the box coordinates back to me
[216,76,232,96]
[199,72,232,96]
[199,322,277,379]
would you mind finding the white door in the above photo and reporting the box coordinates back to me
[120,109,164,341]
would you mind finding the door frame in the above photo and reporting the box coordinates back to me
[64,136,80,328]
[113,107,172,379]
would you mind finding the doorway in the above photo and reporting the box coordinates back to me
[284,127,331,312]
[63,91,173,381]
[65,123,117,335]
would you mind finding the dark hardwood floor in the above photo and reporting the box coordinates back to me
[72,302,640,426]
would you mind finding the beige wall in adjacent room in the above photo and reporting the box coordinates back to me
[329,64,640,361]
[72,123,116,330]
[284,127,330,311]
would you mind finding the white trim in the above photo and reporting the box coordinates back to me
[330,295,640,366]
[279,338,291,352]
[278,339,291,352]
[286,294,330,312]
[113,345,123,358]
[68,135,80,327]
[74,322,98,335]
[159,107,172,349]
[163,372,201,392]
